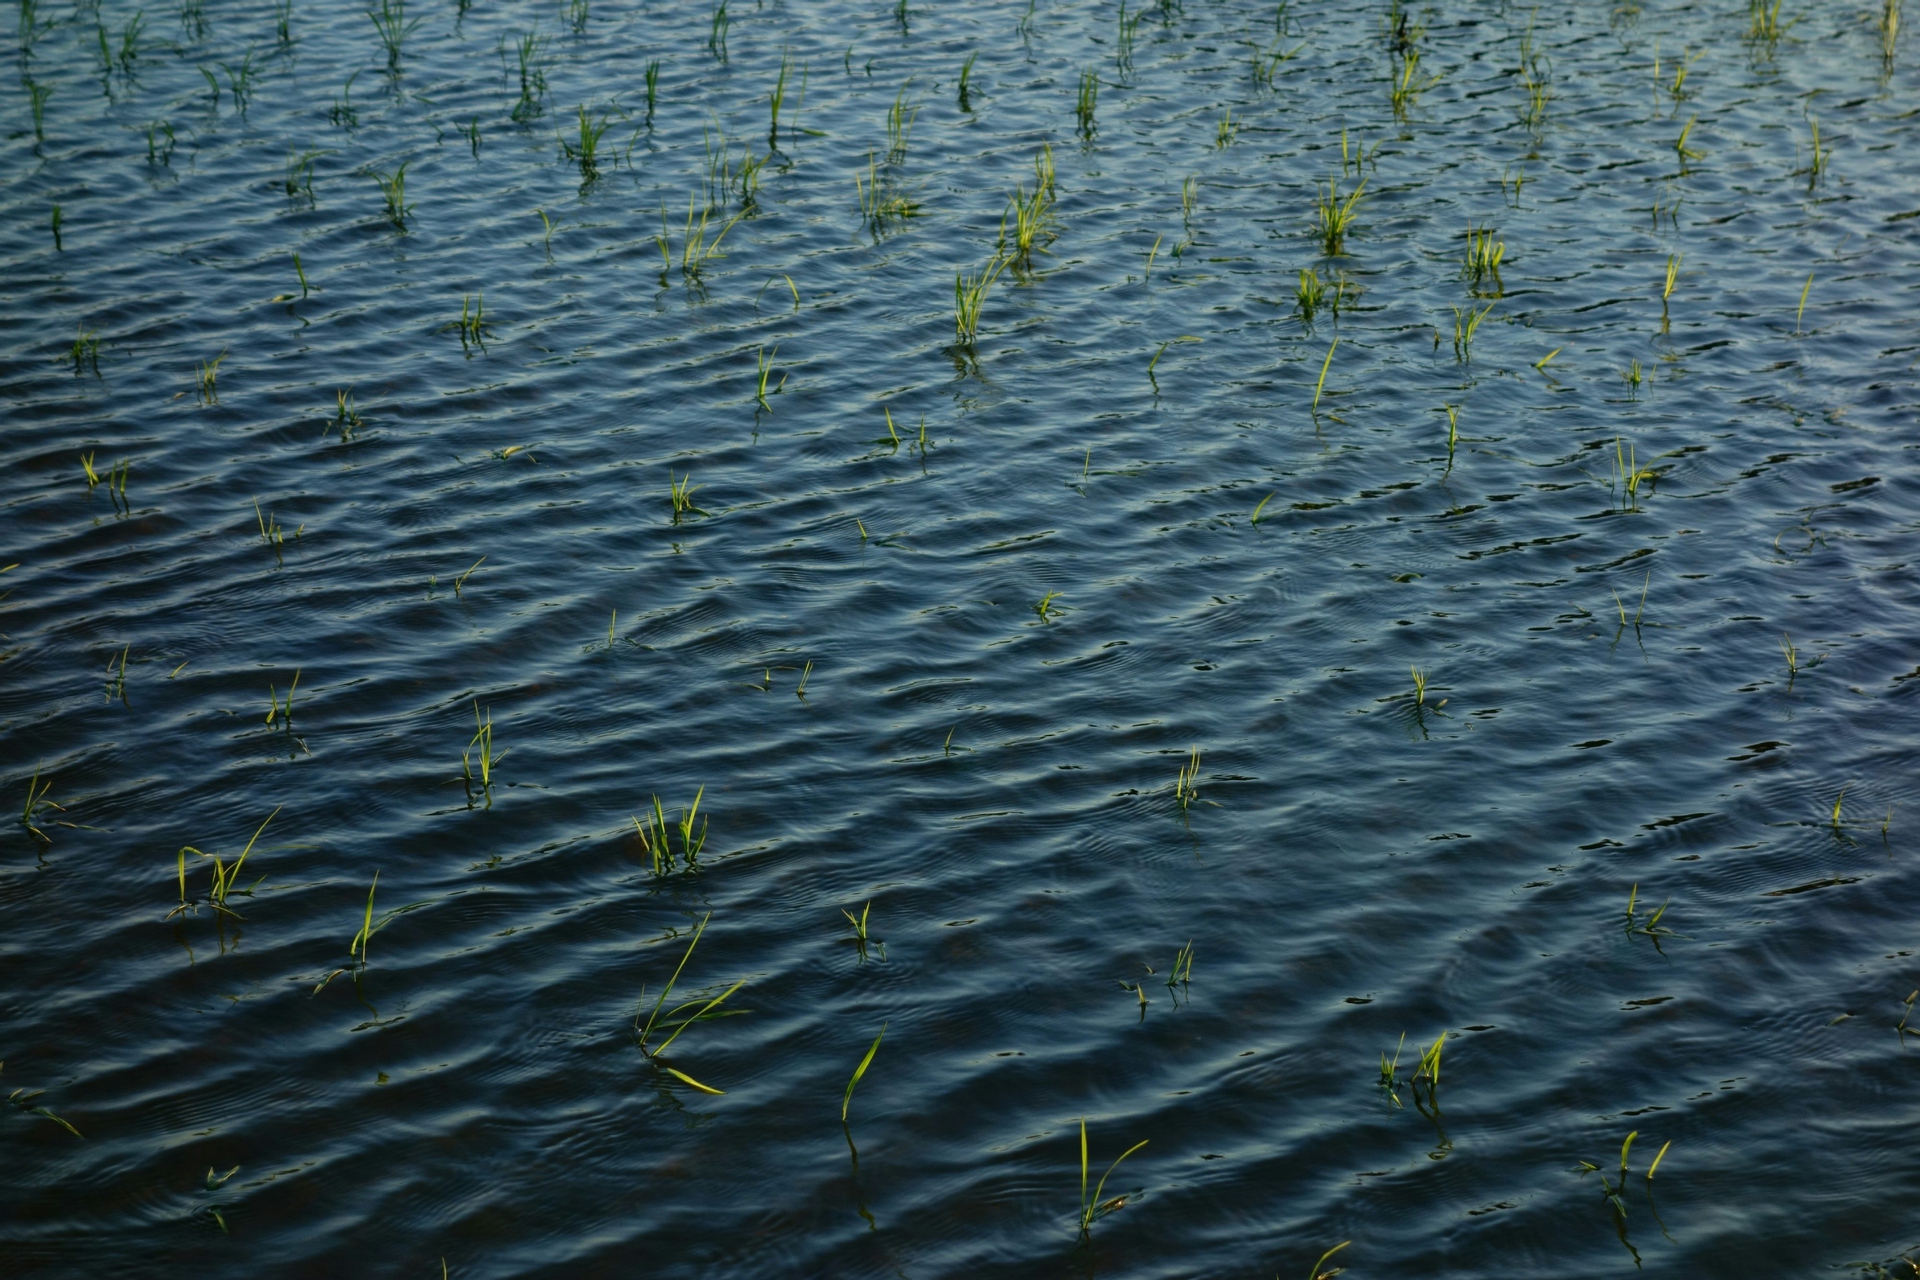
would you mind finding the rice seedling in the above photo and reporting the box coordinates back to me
[894,0,909,32]
[635,912,746,1093]
[284,147,321,204]
[17,0,50,48]
[177,0,204,39]
[274,0,291,43]
[367,0,420,71]
[999,163,1059,270]
[1464,222,1505,291]
[1296,267,1326,320]
[1793,272,1815,333]
[957,51,977,110]
[854,152,922,232]
[884,82,919,164]
[768,48,794,148]
[461,701,504,803]
[1623,884,1682,942]
[1075,69,1098,140]
[1519,54,1551,129]
[1800,116,1830,190]
[331,387,363,439]
[1164,940,1193,989]
[329,70,361,128]
[1378,1031,1408,1105]
[196,348,227,403]
[632,787,707,873]
[1451,302,1494,360]
[566,0,587,33]
[1831,786,1848,833]
[1077,1120,1148,1235]
[1312,336,1338,411]
[1897,988,1917,1035]
[1248,36,1300,89]
[219,47,259,111]
[1609,436,1657,512]
[1308,1242,1352,1279]
[5,1073,84,1139]
[264,670,300,730]
[1116,0,1145,74]
[954,253,1009,344]
[1624,358,1642,397]
[1173,746,1202,810]
[1033,589,1064,621]
[755,347,785,410]
[1314,174,1366,255]
[1412,1029,1444,1089]
[1747,0,1792,44]
[1250,492,1275,526]
[452,555,484,594]
[1881,0,1901,62]
[69,327,102,375]
[1143,234,1162,281]
[48,202,61,250]
[18,768,64,845]
[842,1023,887,1122]
[842,898,875,946]
[664,469,712,525]
[561,104,615,181]
[115,11,143,72]
[1216,108,1238,148]
[172,807,278,920]
[644,58,660,127]
[707,0,728,62]
[1442,403,1460,455]
[1389,48,1440,120]
[658,195,742,284]
[372,161,413,229]
[511,30,550,120]
[1672,116,1703,167]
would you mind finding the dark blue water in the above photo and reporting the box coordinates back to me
[5,0,1920,1274]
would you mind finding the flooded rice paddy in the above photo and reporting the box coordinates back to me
[4,0,1920,1273]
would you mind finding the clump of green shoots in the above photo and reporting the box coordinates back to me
[1389,47,1439,120]
[1623,883,1683,943]
[171,808,278,920]
[999,146,1060,271]
[656,195,742,285]
[1296,267,1326,320]
[1033,589,1063,621]
[1075,69,1098,140]
[884,82,919,164]
[1624,358,1642,398]
[265,669,299,730]
[1451,302,1494,360]
[329,71,361,128]
[957,50,977,110]
[644,58,660,127]
[1747,0,1793,44]
[367,0,420,71]
[511,29,550,121]
[82,453,130,513]
[1610,436,1656,511]
[333,387,364,439]
[632,787,707,873]
[635,912,746,1095]
[462,702,504,804]
[196,348,227,403]
[707,0,729,60]
[1464,222,1505,292]
[561,104,614,181]
[1116,0,1144,75]
[1165,940,1193,989]
[253,499,301,555]
[103,644,129,703]
[854,152,921,233]
[1216,108,1238,148]
[1077,1120,1148,1235]
[1673,116,1703,167]
[372,161,412,229]
[1315,174,1366,255]
[1881,0,1901,62]
[954,253,1010,345]
[455,293,488,352]
[755,347,784,410]
[669,470,707,523]
[1174,746,1201,811]
[5,1067,84,1139]
[19,767,65,845]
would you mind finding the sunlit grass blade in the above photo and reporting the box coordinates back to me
[841,1022,887,1121]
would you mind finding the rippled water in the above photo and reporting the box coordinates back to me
[5,0,1920,1273]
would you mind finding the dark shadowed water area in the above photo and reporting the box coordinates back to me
[4,0,1920,1273]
